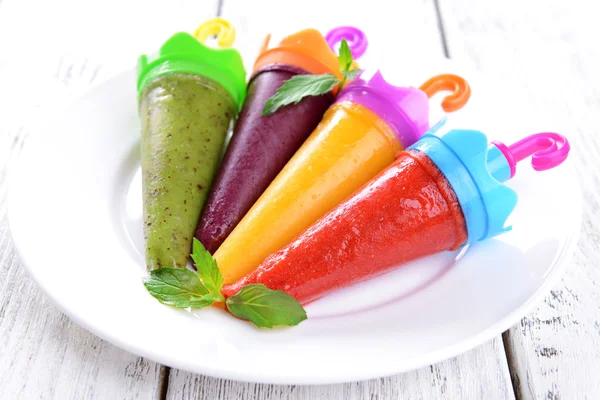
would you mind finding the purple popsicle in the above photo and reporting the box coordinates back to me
[194,27,367,253]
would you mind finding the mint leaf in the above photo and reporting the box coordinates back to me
[191,238,224,300]
[144,268,216,308]
[262,73,339,116]
[342,68,362,82]
[261,39,360,116]
[225,284,307,328]
[338,39,353,73]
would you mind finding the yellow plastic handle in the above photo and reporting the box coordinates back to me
[193,18,236,48]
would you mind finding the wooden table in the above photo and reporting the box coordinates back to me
[1,0,598,398]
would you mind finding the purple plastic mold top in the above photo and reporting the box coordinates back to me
[335,70,430,148]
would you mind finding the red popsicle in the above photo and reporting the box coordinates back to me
[221,150,467,303]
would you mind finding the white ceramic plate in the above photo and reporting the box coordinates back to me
[8,59,581,384]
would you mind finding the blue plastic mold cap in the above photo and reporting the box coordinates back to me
[408,118,519,244]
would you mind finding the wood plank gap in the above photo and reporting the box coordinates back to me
[502,331,523,400]
[432,0,450,58]
[158,366,171,400]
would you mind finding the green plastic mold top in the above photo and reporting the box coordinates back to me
[137,18,247,111]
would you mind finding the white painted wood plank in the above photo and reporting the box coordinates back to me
[167,337,513,399]
[166,0,515,397]
[0,0,218,398]
[0,0,224,82]
[439,0,600,398]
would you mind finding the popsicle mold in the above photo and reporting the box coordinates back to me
[137,19,247,110]
[336,71,471,148]
[253,27,366,79]
[325,26,368,59]
[419,74,471,112]
[193,17,235,47]
[410,119,570,243]
[493,132,570,177]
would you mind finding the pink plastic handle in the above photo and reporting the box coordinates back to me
[492,132,570,178]
[325,26,368,59]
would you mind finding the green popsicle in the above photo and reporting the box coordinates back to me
[137,21,246,269]
[140,73,236,269]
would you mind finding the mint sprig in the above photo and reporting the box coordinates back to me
[143,239,307,328]
[261,39,362,116]
[227,284,307,328]
[261,74,339,117]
